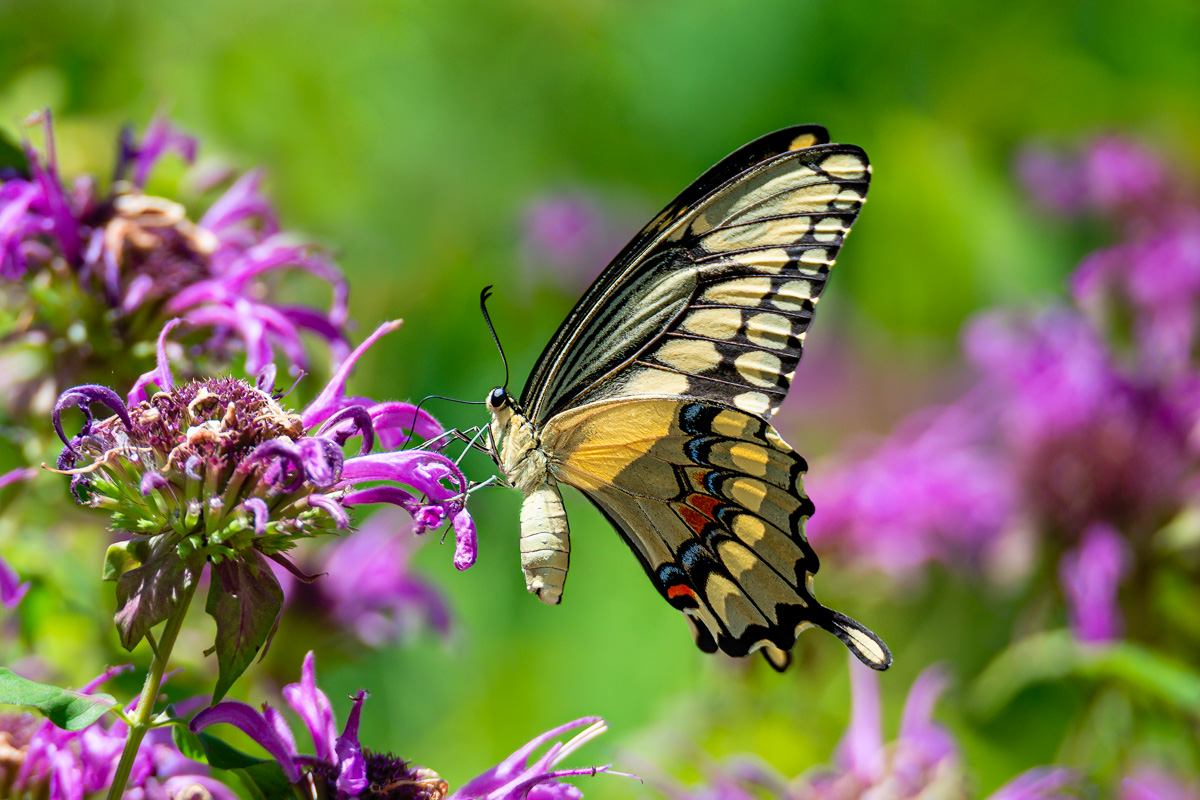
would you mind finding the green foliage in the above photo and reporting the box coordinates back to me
[0,668,116,731]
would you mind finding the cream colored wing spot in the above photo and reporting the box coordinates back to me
[700,276,773,306]
[729,247,790,274]
[833,187,865,209]
[656,338,722,374]
[726,475,770,514]
[798,248,830,266]
[711,408,757,438]
[681,307,742,340]
[727,441,771,478]
[617,368,691,399]
[744,312,793,350]
[732,391,772,415]
[705,573,769,637]
[779,184,842,216]
[734,351,782,387]
[764,426,789,451]
[812,216,846,243]
[771,281,815,311]
[717,539,797,624]
[789,134,821,150]
[820,152,867,180]
[702,216,812,252]
[730,514,807,590]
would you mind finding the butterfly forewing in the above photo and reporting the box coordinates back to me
[521,126,865,425]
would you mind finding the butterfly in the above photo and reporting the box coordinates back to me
[485,125,890,671]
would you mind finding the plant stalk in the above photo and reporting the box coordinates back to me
[105,574,199,800]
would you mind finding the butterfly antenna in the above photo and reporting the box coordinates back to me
[480,285,510,391]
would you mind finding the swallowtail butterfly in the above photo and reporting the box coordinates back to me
[486,125,890,671]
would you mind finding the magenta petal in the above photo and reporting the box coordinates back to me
[1059,523,1129,644]
[307,494,350,529]
[334,691,368,795]
[242,498,270,535]
[986,768,1077,800]
[139,471,169,496]
[190,701,302,783]
[302,320,403,428]
[452,509,477,571]
[836,659,884,782]
[281,651,337,763]
[127,319,183,405]
[1,556,33,610]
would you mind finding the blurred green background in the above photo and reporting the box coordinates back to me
[3,0,1199,795]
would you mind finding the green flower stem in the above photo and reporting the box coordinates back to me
[105,574,200,800]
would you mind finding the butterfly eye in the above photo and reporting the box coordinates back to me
[487,387,509,410]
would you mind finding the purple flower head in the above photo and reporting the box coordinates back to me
[276,505,453,648]
[807,399,1016,576]
[1058,522,1129,644]
[48,321,474,690]
[193,652,629,800]
[965,310,1188,541]
[1016,137,1167,219]
[1121,767,1200,800]
[0,665,235,800]
[0,112,348,423]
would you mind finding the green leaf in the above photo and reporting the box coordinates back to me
[104,539,149,582]
[113,536,200,650]
[206,551,284,702]
[969,629,1200,718]
[0,669,117,731]
[0,130,27,176]
[233,761,295,800]
[170,721,270,770]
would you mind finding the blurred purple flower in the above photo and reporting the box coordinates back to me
[659,661,1075,800]
[0,553,30,610]
[0,665,235,800]
[49,320,473,683]
[1017,137,1167,219]
[807,399,1015,575]
[520,190,645,293]
[1122,768,1200,800]
[965,310,1189,541]
[0,111,348,422]
[1058,522,1129,644]
[193,652,622,800]
[278,505,453,647]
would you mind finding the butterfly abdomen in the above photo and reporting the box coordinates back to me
[489,397,573,605]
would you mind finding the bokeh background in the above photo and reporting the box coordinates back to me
[3,1,1200,797]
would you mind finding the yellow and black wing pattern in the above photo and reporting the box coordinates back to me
[522,126,890,670]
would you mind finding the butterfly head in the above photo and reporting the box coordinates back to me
[486,386,512,413]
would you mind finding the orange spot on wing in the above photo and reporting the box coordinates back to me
[678,504,710,536]
[667,585,696,600]
[688,493,722,519]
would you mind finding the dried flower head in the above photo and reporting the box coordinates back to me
[0,112,347,426]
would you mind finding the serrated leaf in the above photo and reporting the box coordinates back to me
[113,536,201,650]
[206,551,284,702]
[0,669,117,731]
[171,721,271,770]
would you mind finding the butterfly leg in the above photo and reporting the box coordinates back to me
[519,481,571,605]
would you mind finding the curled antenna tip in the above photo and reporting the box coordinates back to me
[479,286,509,391]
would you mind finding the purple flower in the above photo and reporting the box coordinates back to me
[1121,768,1200,800]
[48,320,473,692]
[0,665,235,800]
[0,553,30,610]
[660,660,1076,800]
[277,505,453,647]
[0,111,347,423]
[1016,137,1167,219]
[1058,522,1129,644]
[520,190,646,293]
[807,398,1017,576]
[192,652,623,800]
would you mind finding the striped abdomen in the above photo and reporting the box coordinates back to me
[519,482,570,605]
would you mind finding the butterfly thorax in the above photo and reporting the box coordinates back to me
[486,387,570,605]
[486,389,551,494]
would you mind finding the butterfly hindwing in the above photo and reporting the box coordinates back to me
[522,127,867,425]
[540,397,889,667]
